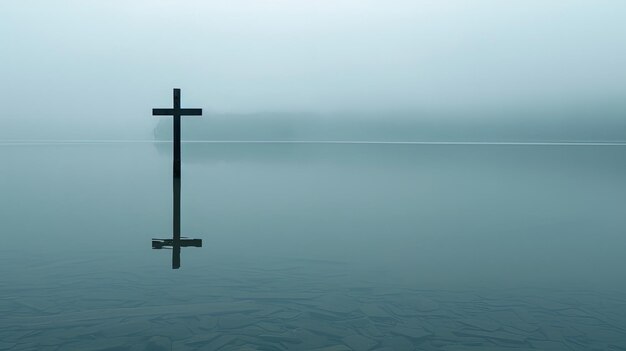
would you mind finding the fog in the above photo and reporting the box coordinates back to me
[5,3,626,349]
[2,1,626,140]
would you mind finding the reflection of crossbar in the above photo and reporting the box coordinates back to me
[152,238,203,249]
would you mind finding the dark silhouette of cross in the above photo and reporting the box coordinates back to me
[151,88,203,269]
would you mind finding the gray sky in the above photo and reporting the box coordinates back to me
[2,1,626,140]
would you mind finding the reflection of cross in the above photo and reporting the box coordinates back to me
[152,238,202,269]
[151,88,203,269]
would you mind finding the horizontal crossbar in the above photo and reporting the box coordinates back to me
[152,108,202,116]
[152,238,203,249]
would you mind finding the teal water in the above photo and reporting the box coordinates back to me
[1,143,625,350]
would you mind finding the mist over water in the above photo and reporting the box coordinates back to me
[2,1,626,141]
[3,1,626,349]
[152,103,626,143]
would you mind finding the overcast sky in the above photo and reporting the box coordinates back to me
[2,1,626,140]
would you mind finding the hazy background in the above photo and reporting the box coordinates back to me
[1,0,626,141]
[3,4,626,348]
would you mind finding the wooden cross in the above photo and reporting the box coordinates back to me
[151,88,203,269]
[152,88,202,179]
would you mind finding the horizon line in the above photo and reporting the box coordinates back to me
[2,139,626,146]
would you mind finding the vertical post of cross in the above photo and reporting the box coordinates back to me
[172,89,182,243]
[173,88,181,179]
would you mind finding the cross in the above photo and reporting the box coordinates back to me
[151,88,203,269]
[152,88,202,179]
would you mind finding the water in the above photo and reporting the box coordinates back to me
[1,142,626,350]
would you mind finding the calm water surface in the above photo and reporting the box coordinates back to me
[1,143,625,350]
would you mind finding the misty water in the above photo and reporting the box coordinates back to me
[2,142,626,350]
